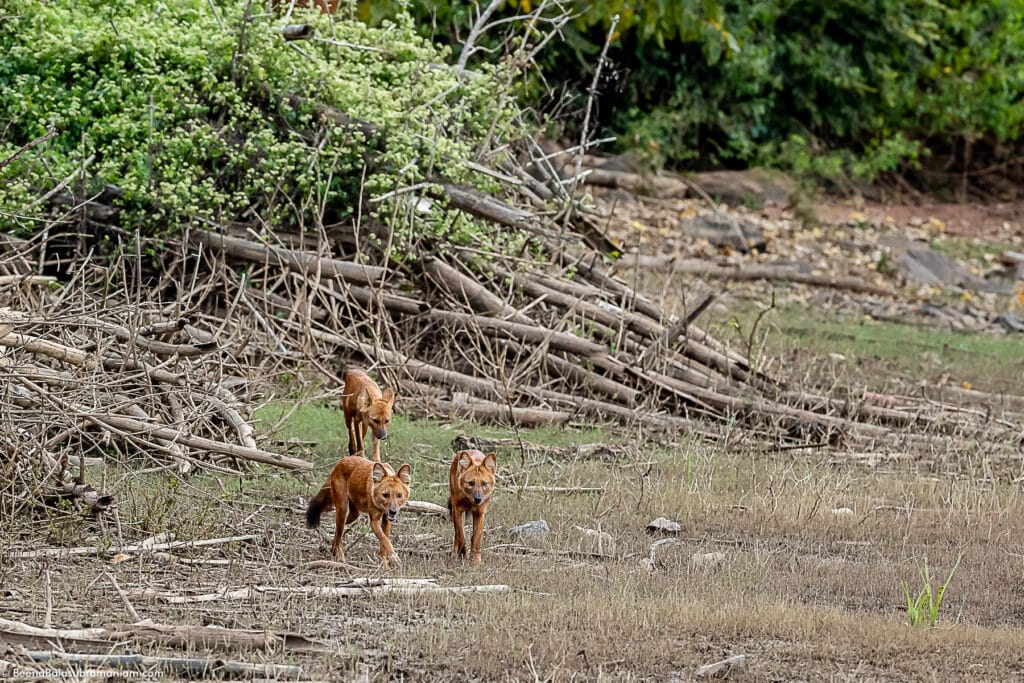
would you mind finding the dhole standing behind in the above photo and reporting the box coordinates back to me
[342,368,395,462]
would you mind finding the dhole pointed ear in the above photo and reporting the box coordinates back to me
[358,389,372,411]
[396,464,412,484]
[457,452,471,470]
[371,463,386,483]
[381,387,395,405]
[483,452,497,473]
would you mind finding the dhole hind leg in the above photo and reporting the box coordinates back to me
[329,480,349,560]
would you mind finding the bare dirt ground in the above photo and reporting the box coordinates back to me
[813,198,1024,242]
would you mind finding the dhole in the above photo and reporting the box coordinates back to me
[448,449,497,565]
[342,368,396,462]
[306,456,412,568]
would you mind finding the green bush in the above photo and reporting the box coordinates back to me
[388,0,1024,185]
[0,0,519,244]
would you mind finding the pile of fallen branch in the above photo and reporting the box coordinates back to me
[0,240,311,519]
[12,130,1023,462]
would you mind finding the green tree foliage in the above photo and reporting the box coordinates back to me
[0,0,518,242]
[387,0,1024,183]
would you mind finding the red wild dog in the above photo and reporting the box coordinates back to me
[342,368,396,462]
[448,449,497,565]
[306,456,412,568]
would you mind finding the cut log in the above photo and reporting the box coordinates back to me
[427,309,606,358]
[192,229,386,286]
[616,255,892,296]
[25,651,302,680]
[132,582,511,603]
[8,533,260,559]
[399,379,571,427]
[422,257,534,324]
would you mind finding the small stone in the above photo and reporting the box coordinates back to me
[831,507,855,518]
[572,525,614,552]
[509,520,549,540]
[646,516,682,535]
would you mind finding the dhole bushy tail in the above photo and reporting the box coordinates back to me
[306,487,331,529]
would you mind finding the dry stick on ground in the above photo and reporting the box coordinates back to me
[8,533,260,559]
[23,651,302,680]
[421,256,535,324]
[0,617,324,653]
[130,582,511,603]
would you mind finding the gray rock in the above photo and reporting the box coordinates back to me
[897,247,1011,294]
[996,313,1024,333]
[897,247,963,286]
[646,516,682,535]
[689,168,796,206]
[680,212,766,253]
[509,520,549,540]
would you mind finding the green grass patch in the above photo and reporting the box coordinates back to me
[252,400,622,507]
[719,304,1024,392]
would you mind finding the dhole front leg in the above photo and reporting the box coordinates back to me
[354,419,367,457]
[345,412,358,455]
[370,517,399,567]
[370,435,381,462]
[470,508,485,565]
[451,506,467,557]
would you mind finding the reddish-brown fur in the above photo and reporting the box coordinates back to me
[448,449,497,565]
[306,456,412,568]
[342,368,395,462]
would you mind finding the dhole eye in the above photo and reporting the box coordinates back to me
[397,493,403,499]
[468,480,476,486]
[382,493,389,499]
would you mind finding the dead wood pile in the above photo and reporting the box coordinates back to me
[0,238,312,519]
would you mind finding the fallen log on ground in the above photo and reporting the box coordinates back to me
[614,254,891,296]
[0,617,324,653]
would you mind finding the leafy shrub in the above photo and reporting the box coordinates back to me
[387,0,1024,185]
[0,0,519,244]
